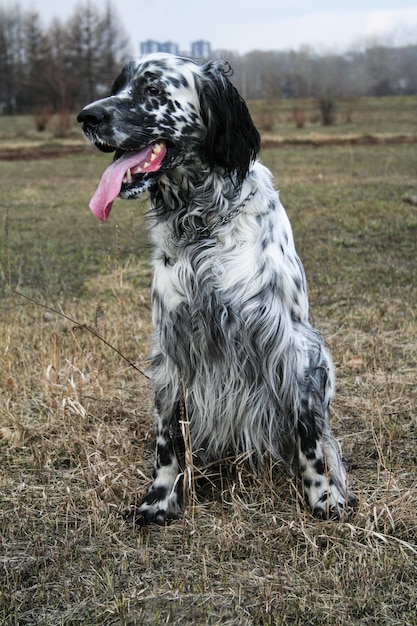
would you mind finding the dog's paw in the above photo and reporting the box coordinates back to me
[310,484,357,521]
[125,488,182,527]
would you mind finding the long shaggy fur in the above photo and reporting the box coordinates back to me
[78,53,355,525]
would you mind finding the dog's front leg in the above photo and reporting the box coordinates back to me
[127,364,185,526]
[133,423,183,526]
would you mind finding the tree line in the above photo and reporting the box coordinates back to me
[1,1,416,116]
[0,2,131,114]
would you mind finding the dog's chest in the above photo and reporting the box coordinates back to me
[149,197,309,335]
[151,232,238,312]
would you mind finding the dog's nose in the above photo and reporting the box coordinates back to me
[77,106,106,128]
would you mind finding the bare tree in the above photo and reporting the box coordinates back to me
[64,1,131,108]
[285,47,315,99]
[46,18,73,111]
[65,3,102,104]
[96,1,131,93]
[21,11,52,110]
[312,54,346,125]
[0,5,24,113]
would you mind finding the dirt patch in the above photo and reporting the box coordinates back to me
[0,143,92,161]
[261,132,417,149]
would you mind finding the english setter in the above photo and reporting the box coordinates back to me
[77,53,355,525]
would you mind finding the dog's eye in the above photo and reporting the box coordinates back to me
[145,85,162,97]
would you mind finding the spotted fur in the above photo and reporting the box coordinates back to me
[78,53,355,525]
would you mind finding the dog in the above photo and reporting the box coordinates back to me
[77,53,355,525]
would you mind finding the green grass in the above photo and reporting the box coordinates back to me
[1,103,417,625]
[2,152,151,296]
[263,143,417,300]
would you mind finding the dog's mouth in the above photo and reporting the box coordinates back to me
[89,141,169,221]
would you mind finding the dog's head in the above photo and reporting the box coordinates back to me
[77,53,260,220]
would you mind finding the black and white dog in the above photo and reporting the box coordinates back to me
[78,53,355,525]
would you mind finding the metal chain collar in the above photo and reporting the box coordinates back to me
[178,189,258,242]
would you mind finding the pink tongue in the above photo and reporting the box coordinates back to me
[89,144,165,220]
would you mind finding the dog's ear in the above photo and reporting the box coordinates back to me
[198,60,260,185]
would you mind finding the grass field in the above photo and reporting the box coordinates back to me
[1,98,417,625]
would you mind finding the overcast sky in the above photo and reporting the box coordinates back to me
[5,0,417,54]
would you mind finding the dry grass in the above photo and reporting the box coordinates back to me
[1,102,417,624]
[250,95,417,135]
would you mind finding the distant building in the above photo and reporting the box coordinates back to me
[159,41,180,55]
[191,40,211,58]
[140,40,179,55]
[140,40,161,55]
[140,39,212,58]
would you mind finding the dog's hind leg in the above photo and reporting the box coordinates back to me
[296,346,356,520]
